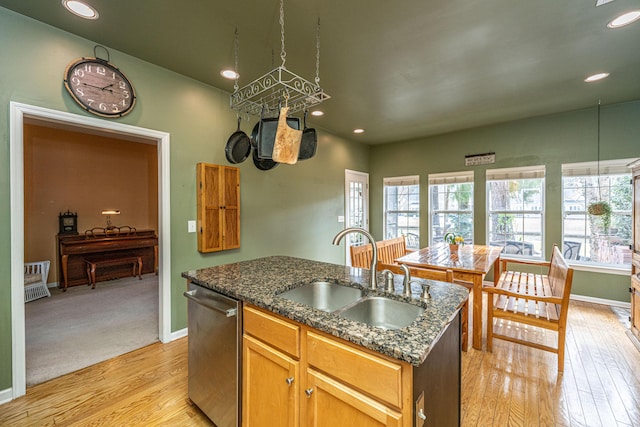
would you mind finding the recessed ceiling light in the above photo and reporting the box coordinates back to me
[584,72,610,83]
[353,129,365,134]
[220,69,239,80]
[311,110,324,117]
[607,10,640,28]
[61,0,99,19]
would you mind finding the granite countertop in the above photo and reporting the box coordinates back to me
[182,256,468,366]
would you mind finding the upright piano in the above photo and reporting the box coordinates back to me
[57,228,158,290]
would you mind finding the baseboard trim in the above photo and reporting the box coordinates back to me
[0,387,13,405]
[570,294,631,309]
[625,330,640,353]
[169,327,187,341]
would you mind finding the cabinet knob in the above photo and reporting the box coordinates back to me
[286,377,294,386]
[418,409,427,420]
[305,388,314,398]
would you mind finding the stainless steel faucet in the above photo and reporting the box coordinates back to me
[332,227,378,290]
[399,264,411,296]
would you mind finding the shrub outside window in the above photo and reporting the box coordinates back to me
[487,166,545,258]
[429,171,474,245]
[562,160,633,267]
[384,176,420,249]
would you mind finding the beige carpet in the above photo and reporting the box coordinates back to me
[25,275,159,386]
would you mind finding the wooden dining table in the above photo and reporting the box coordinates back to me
[396,243,502,350]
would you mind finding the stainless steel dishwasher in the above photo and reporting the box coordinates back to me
[184,284,242,427]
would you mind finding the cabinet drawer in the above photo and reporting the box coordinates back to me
[306,331,403,408]
[243,305,300,358]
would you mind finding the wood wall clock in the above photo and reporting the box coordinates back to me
[63,49,136,118]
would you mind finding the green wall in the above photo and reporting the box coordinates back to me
[369,101,640,302]
[2,5,639,394]
[0,8,369,390]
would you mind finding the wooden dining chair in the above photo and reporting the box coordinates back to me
[350,243,374,268]
[383,264,467,350]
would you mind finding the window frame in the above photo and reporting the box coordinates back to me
[561,159,634,270]
[383,175,420,249]
[486,165,546,260]
[428,171,474,246]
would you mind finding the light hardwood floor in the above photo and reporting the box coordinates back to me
[1,300,639,426]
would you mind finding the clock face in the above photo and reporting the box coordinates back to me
[64,57,136,118]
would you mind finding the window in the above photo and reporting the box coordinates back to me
[429,171,474,245]
[487,166,545,258]
[562,159,633,267]
[384,176,420,249]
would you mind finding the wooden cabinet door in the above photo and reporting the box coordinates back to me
[243,335,299,427]
[222,166,240,250]
[304,369,402,427]
[632,277,640,335]
[197,163,240,252]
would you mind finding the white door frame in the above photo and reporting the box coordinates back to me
[9,102,172,399]
[344,169,370,264]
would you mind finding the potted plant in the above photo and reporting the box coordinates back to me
[444,232,464,253]
[588,201,612,232]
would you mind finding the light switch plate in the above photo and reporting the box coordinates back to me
[338,215,345,223]
[188,220,196,233]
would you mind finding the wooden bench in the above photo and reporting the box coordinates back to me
[485,245,574,372]
[85,252,143,289]
[350,236,410,270]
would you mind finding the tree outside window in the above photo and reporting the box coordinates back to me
[562,160,632,266]
[384,176,420,249]
[487,166,545,258]
[429,171,474,245]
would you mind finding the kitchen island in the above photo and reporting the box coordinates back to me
[183,256,468,427]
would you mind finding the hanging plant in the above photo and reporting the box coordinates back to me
[588,200,612,231]
[587,201,611,216]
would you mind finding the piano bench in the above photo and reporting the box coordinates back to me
[84,253,142,289]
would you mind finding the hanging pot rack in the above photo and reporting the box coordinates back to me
[230,0,330,117]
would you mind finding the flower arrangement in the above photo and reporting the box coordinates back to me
[443,232,465,245]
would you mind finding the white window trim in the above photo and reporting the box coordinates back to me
[486,165,546,259]
[561,159,633,268]
[486,165,545,180]
[428,170,473,185]
[383,175,420,243]
[562,158,636,176]
[384,175,419,186]
[428,171,474,245]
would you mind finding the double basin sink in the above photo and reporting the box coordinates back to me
[277,281,424,330]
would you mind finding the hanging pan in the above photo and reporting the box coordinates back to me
[250,120,278,171]
[272,106,303,165]
[298,110,317,161]
[256,116,301,160]
[252,145,280,171]
[225,116,251,164]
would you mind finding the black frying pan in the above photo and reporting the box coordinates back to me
[225,117,251,164]
[256,116,301,160]
[251,121,279,171]
[298,111,317,161]
[252,145,279,171]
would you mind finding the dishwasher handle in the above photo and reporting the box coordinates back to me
[184,289,238,317]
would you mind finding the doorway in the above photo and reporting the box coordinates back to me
[344,170,369,265]
[9,102,172,399]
